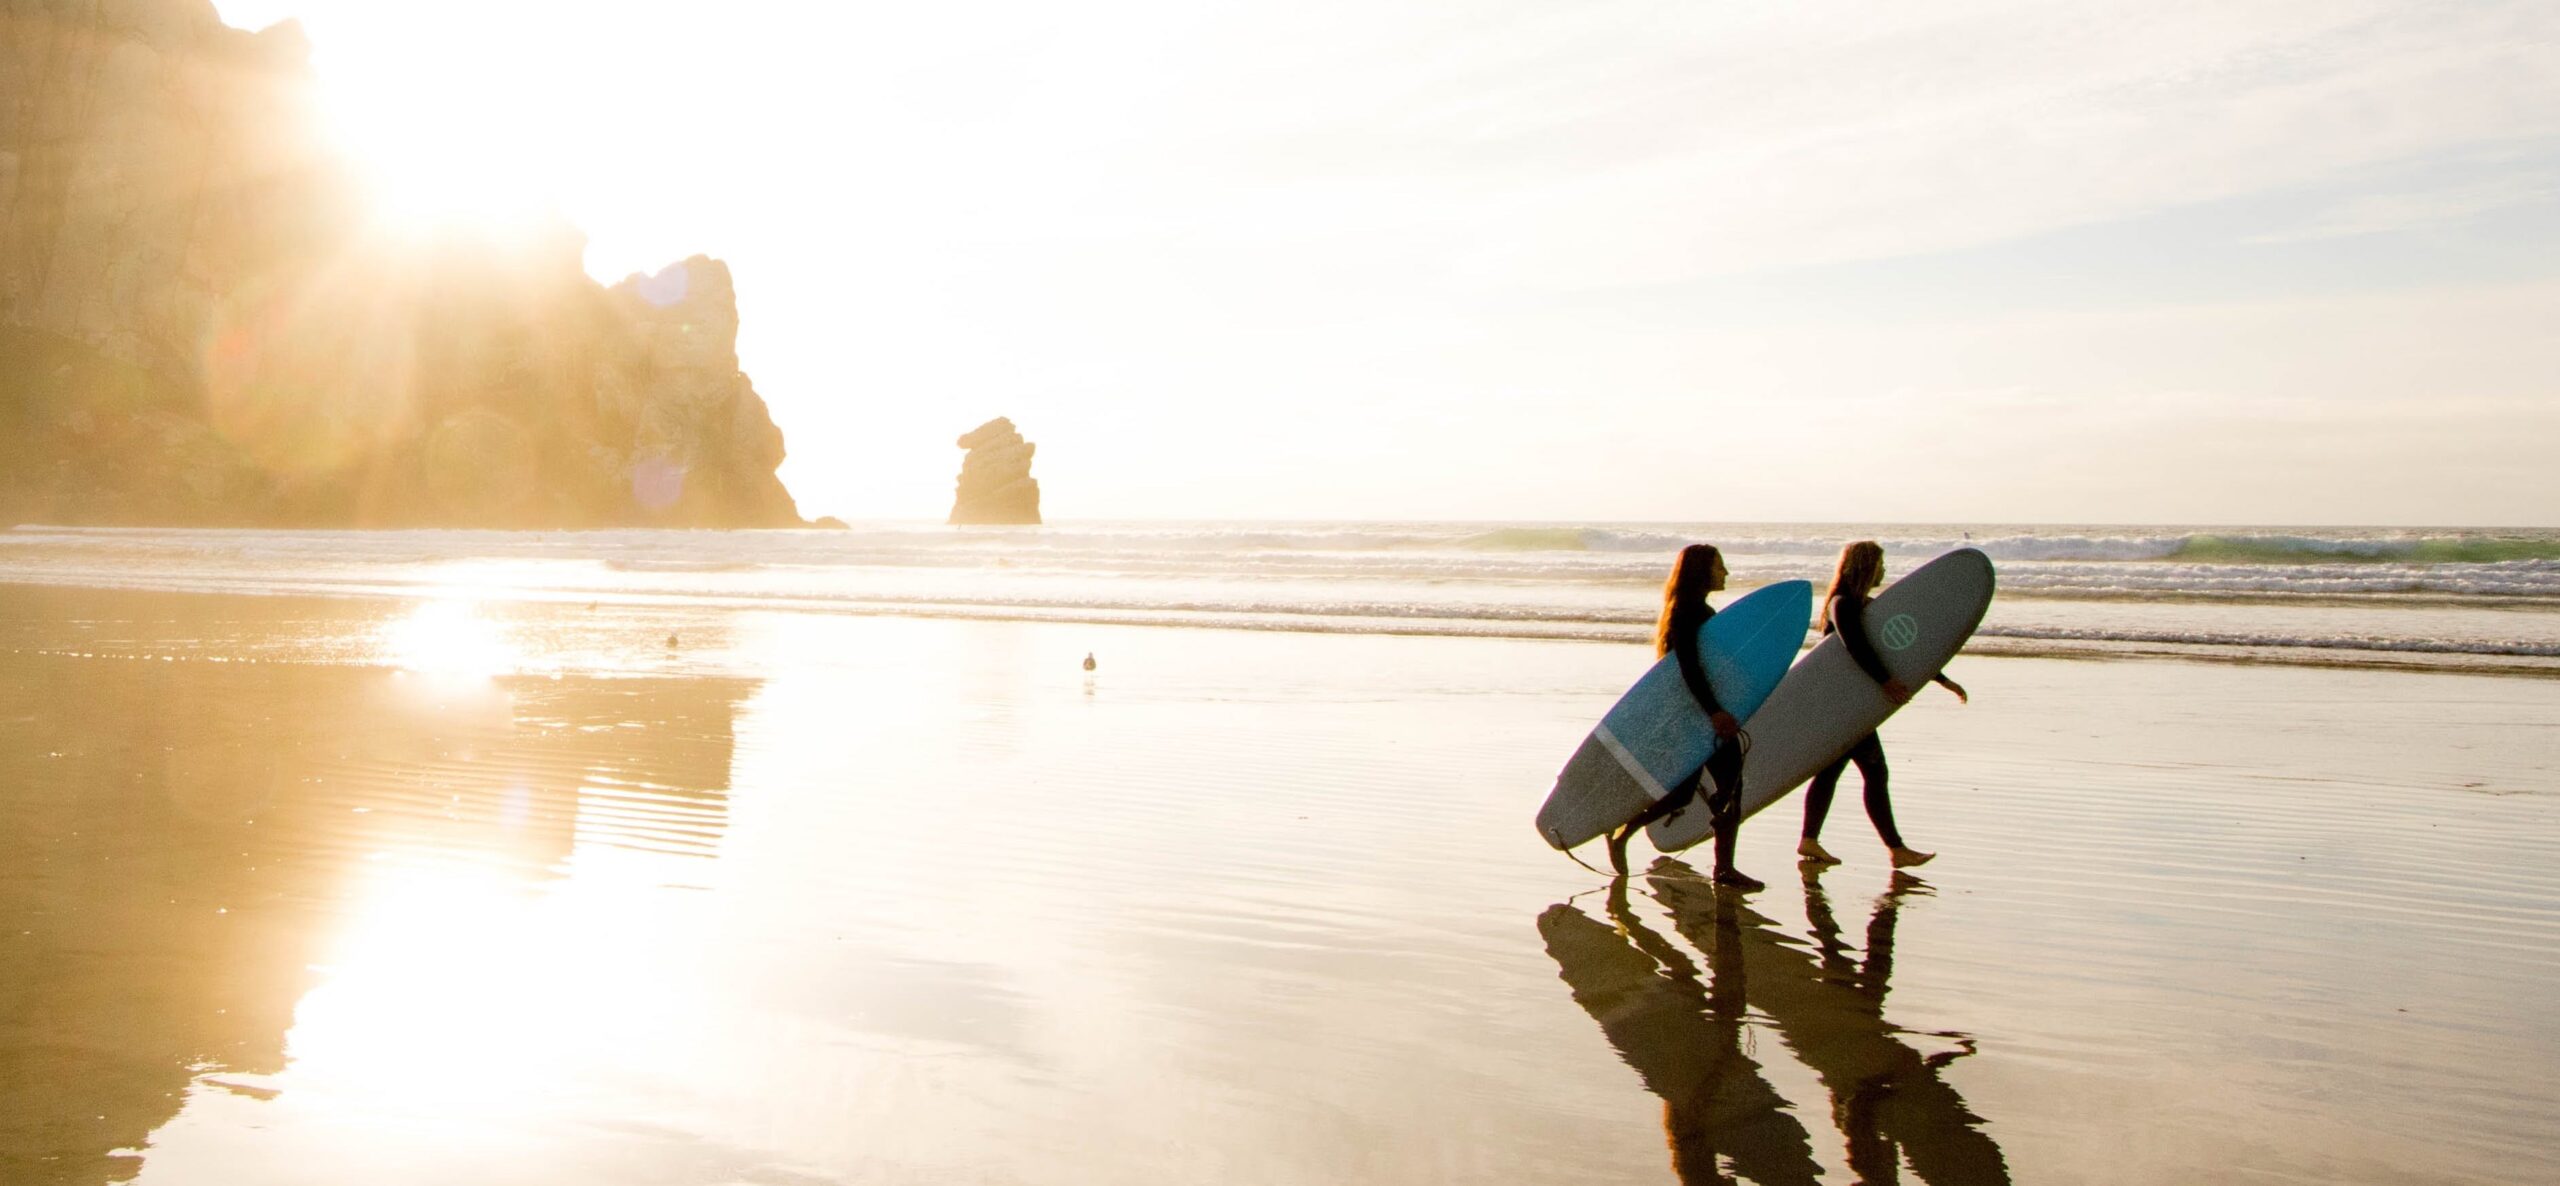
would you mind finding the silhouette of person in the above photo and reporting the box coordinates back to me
[1797,542,1968,869]
[1610,544,1756,889]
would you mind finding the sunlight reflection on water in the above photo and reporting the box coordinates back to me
[376,598,523,677]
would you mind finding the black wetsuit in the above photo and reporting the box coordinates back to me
[1803,593,1909,848]
[1643,603,1744,826]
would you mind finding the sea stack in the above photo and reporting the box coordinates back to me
[948,417,1042,525]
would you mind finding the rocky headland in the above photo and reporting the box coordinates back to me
[948,417,1040,525]
[0,0,802,527]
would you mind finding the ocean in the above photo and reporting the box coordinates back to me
[7,521,2555,674]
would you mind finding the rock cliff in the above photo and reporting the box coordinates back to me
[948,417,1041,525]
[0,0,802,526]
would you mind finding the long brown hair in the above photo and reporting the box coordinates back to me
[1653,544,1722,658]
[1818,540,1885,632]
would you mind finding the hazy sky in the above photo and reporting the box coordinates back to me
[212,0,2560,524]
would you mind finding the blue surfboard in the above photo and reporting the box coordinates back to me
[1536,580,1813,850]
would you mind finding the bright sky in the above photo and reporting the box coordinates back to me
[213,0,2560,525]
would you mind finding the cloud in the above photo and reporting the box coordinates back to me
[2244,174,2559,243]
[1440,0,2560,285]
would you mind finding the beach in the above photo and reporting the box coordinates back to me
[3,570,2556,1185]
[12,0,2555,1176]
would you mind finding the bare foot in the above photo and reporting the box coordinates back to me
[1797,838,1842,865]
[1713,868,1765,891]
[1889,846,1937,868]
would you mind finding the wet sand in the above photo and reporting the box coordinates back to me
[3,584,2556,1184]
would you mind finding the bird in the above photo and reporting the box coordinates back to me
[1082,652,1097,672]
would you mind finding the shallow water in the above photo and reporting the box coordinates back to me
[2,585,2556,1184]
[8,523,2559,672]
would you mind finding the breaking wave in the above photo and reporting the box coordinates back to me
[7,521,2559,674]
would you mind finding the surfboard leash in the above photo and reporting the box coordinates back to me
[1559,844,1615,880]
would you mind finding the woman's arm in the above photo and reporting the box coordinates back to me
[1670,612,1735,733]
[1832,595,1894,684]
[1833,595,1911,704]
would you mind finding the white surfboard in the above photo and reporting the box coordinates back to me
[1648,548,1995,853]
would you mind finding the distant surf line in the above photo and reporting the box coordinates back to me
[5,570,2556,679]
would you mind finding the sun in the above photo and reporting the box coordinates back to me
[288,8,579,245]
[323,89,566,243]
[342,125,559,238]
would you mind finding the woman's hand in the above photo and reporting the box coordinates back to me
[1881,678,1912,705]
[1710,711,1740,738]
[1940,677,1970,704]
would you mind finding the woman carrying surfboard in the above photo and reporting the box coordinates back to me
[1798,541,1967,869]
[1608,544,1763,890]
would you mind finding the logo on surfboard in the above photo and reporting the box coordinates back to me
[1879,613,1920,651]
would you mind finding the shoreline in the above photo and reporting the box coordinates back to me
[8,578,2557,680]
[9,521,2557,678]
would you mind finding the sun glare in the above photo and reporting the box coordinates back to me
[298,12,576,245]
[326,105,565,245]
[280,858,687,1127]
[345,136,559,240]
[284,864,558,1114]
[379,600,522,677]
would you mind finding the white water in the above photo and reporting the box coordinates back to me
[6,522,2558,672]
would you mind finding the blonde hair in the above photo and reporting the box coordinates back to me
[1818,540,1885,632]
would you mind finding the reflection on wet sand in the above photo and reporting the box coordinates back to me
[1540,887,1821,1185]
[0,652,754,1185]
[1543,861,2008,1184]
